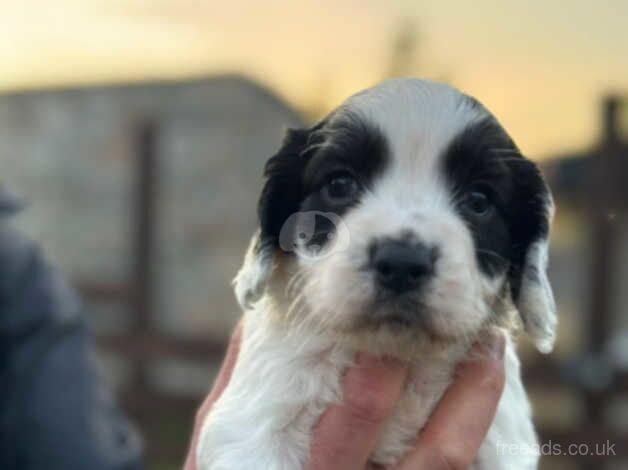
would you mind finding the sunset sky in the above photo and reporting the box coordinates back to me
[1,0,627,158]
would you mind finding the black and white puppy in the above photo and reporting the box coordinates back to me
[197,79,556,470]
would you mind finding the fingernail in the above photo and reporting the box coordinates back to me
[480,329,505,360]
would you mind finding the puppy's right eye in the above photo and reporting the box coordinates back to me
[460,186,495,219]
[321,172,360,205]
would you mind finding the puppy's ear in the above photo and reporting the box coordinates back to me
[516,227,557,353]
[233,229,275,310]
[233,127,312,309]
[510,164,557,353]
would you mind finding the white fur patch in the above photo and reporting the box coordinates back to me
[233,231,273,309]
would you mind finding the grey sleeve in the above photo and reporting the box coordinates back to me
[0,224,144,470]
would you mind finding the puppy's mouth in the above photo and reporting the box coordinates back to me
[382,314,416,328]
[345,294,461,346]
[354,296,431,330]
[336,298,459,355]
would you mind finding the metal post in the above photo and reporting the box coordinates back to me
[584,99,622,469]
[131,120,158,390]
[589,97,621,354]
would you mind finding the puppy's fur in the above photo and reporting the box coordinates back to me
[197,79,556,469]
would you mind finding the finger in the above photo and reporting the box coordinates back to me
[397,330,506,470]
[183,320,244,470]
[308,354,408,470]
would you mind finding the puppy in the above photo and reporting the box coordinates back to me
[197,79,556,470]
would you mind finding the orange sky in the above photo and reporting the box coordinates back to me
[1,0,627,159]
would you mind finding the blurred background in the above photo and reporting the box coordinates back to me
[1,1,627,469]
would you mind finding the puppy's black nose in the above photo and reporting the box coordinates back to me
[371,240,436,293]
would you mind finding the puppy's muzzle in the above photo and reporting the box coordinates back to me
[370,239,438,294]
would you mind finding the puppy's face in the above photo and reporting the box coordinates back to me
[236,79,556,354]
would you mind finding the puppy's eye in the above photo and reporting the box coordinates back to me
[321,172,359,204]
[462,188,494,218]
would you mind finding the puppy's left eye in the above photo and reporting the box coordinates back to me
[461,188,494,218]
[322,172,359,204]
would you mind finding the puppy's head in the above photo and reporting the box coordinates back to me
[235,79,556,355]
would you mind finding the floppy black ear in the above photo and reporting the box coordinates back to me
[233,127,311,309]
[509,162,557,353]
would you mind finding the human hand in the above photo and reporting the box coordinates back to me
[183,325,505,470]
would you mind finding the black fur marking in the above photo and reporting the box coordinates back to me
[257,112,389,254]
[257,127,312,254]
[442,114,550,301]
[300,113,388,213]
